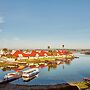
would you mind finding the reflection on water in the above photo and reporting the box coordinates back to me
[0,58,73,72]
[1,67,11,71]
[0,54,90,85]
[47,59,72,71]
[0,58,73,84]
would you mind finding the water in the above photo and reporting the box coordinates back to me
[0,53,90,85]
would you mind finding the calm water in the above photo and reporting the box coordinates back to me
[0,53,90,85]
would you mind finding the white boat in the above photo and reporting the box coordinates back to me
[22,68,39,81]
[1,72,22,83]
[4,72,22,79]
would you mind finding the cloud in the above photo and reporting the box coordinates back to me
[0,16,4,23]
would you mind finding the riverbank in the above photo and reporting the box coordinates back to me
[69,81,90,90]
[0,83,79,90]
[0,81,90,90]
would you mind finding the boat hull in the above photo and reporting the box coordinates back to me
[0,72,22,84]
[22,72,39,81]
[83,77,90,82]
[0,77,19,84]
[23,75,38,82]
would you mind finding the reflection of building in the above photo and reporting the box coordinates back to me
[47,63,58,71]
[62,64,64,69]
[47,59,73,71]
[1,67,11,71]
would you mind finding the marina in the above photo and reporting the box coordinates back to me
[0,52,90,86]
[0,0,90,89]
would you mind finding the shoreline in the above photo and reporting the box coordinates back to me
[0,81,90,90]
[0,83,79,90]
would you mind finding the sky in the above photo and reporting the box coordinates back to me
[0,0,90,49]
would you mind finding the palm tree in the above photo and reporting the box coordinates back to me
[48,46,50,50]
[62,45,64,49]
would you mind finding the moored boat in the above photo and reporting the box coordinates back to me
[22,68,39,81]
[83,77,90,82]
[23,74,38,82]
[0,72,22,84]
[4,72,22,79]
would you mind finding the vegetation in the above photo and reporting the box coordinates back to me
[70,81,90,89]
[0,62,18,67]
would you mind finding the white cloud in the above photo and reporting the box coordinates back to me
[0,16,4,23]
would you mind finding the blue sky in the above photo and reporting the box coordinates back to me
[0,0,90,49]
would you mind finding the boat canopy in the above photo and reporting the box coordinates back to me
[23,68,38,73]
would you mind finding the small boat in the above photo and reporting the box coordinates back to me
[0,72,22,84]
[23,74,38,82]
[18,65,25,70]
[83,77,90,82]
[22,68,39,81]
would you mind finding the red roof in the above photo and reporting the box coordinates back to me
[57,50,72,55]
[38,50,47,56]
[23,53,30,57]
[12,50,73,57]
[57,50,66,55]
[13,50,38,57]
[12,50,24,57]
[29,50,38,57]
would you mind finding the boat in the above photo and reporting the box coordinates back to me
[0,72,22,84]
[83,77,90,82]
[23,74,38,82]
[22,68,39,81]
[18,65,25,70]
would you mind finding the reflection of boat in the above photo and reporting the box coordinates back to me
[0,72,22,84]
[83,77,90,82]
[22,68,39,81]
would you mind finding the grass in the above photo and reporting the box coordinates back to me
[0,61,18,68]
[69,81,90,89]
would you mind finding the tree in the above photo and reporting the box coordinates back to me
[3,48,8,53]
[62,45,64,49]
[48,46,50,50]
